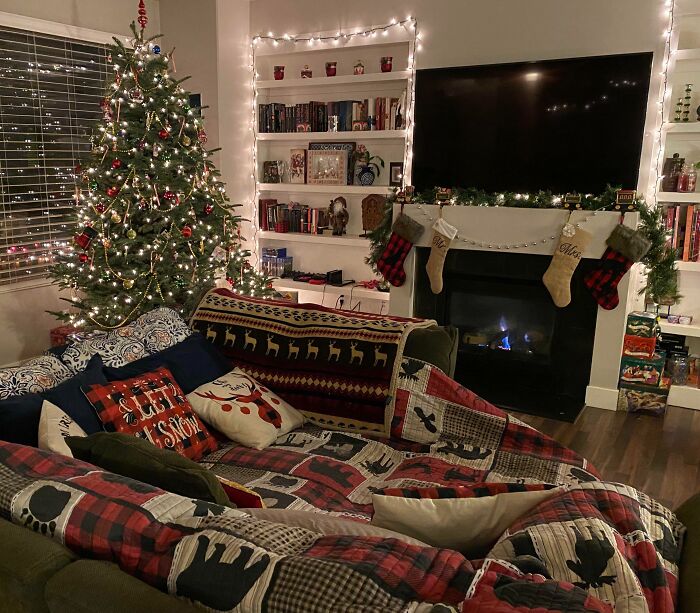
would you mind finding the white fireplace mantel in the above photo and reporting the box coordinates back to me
[389,205,643,412]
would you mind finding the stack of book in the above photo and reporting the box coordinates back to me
[258,93,406,133]
[259,199,330,234]
[665,205,700,262]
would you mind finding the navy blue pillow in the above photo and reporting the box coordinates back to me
[102,332,231,394]
[0,393,43,446]
[41,353,108,434]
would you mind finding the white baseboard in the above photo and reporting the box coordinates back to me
[585,386,619,411]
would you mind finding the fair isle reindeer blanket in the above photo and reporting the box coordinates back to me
[0,440,682,612]
[189,288,433,434]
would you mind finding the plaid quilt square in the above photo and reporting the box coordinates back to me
[83,367,217,462]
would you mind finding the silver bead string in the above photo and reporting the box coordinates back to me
[414,204,611,250]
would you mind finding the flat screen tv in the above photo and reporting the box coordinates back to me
[412,53,652,194]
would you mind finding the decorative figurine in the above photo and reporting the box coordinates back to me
[683,84,693,122]
[674,97,683,122]
[615,189,637,212]
[435,187,452,204]
[328,196,349,235]
[301,65,312,78]
[361,194,387,236]
[325,61,337,77]
[273,65,285,80]
[380,56,393,73]
[354,60,365,75]
[562,193,582,210]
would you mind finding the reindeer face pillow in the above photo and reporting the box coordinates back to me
[187,368,304,449]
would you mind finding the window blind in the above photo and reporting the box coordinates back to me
[0,24,109,285]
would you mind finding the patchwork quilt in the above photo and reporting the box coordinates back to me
[0,441,634,612]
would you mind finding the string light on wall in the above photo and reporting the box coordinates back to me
[248,17,420,267]
[648,0,677,205]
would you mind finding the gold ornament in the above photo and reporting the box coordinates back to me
[110,211,121,223]
[126,229,137,240]
[123,278,134,289]
[103,238,112,249]
[181,135,191,146]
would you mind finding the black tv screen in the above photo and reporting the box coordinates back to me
[412,53,652,194]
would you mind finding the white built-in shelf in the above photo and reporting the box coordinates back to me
[255,36,412,58]
[657,192,700,203]
[258,183,392,194]
[258,130,406,142]
[659,320,700,337]
[273,278,390,302]
[664,122,700,134]
[257,71,410,89]
[675,48,700,61]
[259,230,369,247]
[675,260,700,271]
[668,384,700,411]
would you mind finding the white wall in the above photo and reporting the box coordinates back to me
[0,0,160,365]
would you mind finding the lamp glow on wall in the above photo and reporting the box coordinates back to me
[247,18,420,268]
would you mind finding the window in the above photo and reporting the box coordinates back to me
[0,24,109,285]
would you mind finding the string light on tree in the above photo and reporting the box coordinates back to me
[50,2,271,329]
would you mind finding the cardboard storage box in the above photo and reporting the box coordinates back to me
[620,353,665,386]
[625,312,658,338]
[617,381,670,416]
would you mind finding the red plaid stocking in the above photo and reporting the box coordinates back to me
[583,247,633,310]
[377,213,425,287]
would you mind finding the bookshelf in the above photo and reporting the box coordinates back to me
[252,22,417,313]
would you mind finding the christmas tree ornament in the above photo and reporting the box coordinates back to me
[163,190,175,201]
[89,180,99,190]
[152,44,161,54]
[95,203,105,214]
[181,135,191,146]
[106,186,120,198]
[377,213,425,287]
[128,87,144,102]
[584,224,650,310]
[204,203,214,215]
[426,217,458,294]
[123,278,135,289]
[126,229,137,240]
[110,211,121,224]
[542,222,592,308]
[74,226,98,250]
[111,159,122,169]
[158,128,170,140]
[137,0,148,30]
[103,238,112,249]
[181,225,192,238]
[197,128,207,144]
[78,253,89,263]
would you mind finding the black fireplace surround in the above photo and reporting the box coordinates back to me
[414,248,599,421]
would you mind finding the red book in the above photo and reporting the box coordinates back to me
[691,208,700,261]
[682,205,695,261]
[665,206,676,248]
[259,198,277,231]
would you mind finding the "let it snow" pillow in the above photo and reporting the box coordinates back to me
[187,368,304,449]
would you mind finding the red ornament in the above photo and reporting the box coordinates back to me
[137,0,148,30]
[106,186,120,198]
[204,203,214,215]
[158,129,170,140]
[74,226,97,250]
[111,159,122,169]
[95,203,106,213]
[163,190,175,200]
[78,253,88,263]
[181,225,193,238]
[197,128,208,144]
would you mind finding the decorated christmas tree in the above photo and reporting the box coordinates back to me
[51,4,269,329]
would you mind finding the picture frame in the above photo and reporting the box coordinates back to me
[309,142,356,185]
[262,160,285,183]
[289,149,306,184]
[389,162,404,187]
[307,150,348,186]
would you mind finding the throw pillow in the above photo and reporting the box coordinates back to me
[60,326,148,374]
[372,484,562,557]
[103,333,231,394]
[83,366,218,461]
[217,477,265,508]
[187,368,304,450]
[38,401,87,457]
[41,354,108,434]
[404,325,459,377]
[66,432,230,506]
[0,355,72,400]
[0,393,43,446]
[133,307,193,354]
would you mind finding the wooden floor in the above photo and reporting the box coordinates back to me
[510,404,700,511]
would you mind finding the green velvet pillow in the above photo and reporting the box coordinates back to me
[404,325,459,377]
[67,433,230,506]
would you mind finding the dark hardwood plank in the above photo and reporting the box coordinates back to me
[509,405,700,510]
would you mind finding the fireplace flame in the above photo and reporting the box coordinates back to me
[499,315,507,332]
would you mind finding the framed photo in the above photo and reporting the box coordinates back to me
[289,149,306,184]
[389,162,404,187]
[307,150,348,186]
[262,160,285,183]
[309,142,356,185]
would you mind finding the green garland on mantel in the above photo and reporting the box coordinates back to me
[366,185,680,305]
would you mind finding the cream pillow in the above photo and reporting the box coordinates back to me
[371,486,562,556]
[187,368,304,449]
[38,400,87,457]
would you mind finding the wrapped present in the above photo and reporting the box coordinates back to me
[620,353,665,387]
[625,311,658,338]
[50,325,81,348]
[617,380,669,416]
[622,334,656,358]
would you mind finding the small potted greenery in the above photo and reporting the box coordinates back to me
[353,144,385,186]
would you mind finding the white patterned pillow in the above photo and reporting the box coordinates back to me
[133,307,192,354]
[60,325,148,373]
[0,355,72,400]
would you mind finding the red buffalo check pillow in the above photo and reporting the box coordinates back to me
[83,366,218,461]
